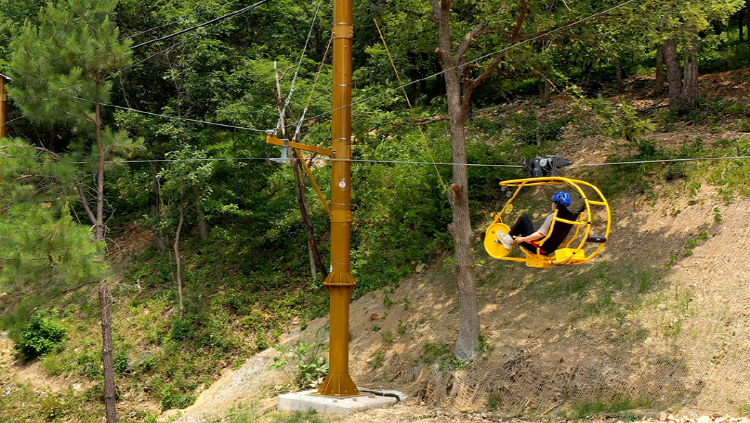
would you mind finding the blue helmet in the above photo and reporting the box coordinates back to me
[551,191,572,207]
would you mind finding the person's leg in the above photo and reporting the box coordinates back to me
[509,214,535,237]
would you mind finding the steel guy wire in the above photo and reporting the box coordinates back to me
[303,0,644,123]
[109,37,193,80]
[131,0,276,50]
[73,97,272,133]
[0,115,27,127]
[120,0,245,41]
[275,0,324,132]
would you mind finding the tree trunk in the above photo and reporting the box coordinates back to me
[174,185,185,318]
[740,9,745,42]
[614,57,624,93]
[540,77,552,103]
[583,60,594,76]
[308,238,318,279]
[432,0,480,362]
[95,99,105,242]
[150,164,167,250]
[663,39,699,110]
[292,151,328,279]
[193,185,209,240]
[96,94,117,423]
[746,0,750,44]
[100,284,117,423]
[655,44,666,94]
[713,20,723,36]
[446,68,479,362]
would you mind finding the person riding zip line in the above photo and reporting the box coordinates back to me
[496,191,575,255]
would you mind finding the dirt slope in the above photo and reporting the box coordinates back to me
[171,188,750,423]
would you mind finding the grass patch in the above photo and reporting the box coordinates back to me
[563,395,652,420]
[527,261,662,320]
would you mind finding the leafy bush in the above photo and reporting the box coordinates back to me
[270,338,329,389]
[15,311,67,361]
[160,381,197,410]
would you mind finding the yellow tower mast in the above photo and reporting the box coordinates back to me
[265,0,358,397]
[315,0,358,397]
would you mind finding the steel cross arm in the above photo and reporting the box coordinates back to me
[266,134,333,157]
[293,147,332,215]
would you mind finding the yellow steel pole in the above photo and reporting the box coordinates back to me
[0,76,8,139]
[315,0,359,397]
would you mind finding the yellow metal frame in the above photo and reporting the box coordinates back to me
[267,134,332,215]
[484,176,611,268]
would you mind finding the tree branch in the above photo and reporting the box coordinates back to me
[408,116,449,125]
[62,280,99,295]
[461,54,506,116]
[77,183,98,226]
[507,0,529,43]
[435,47,451,67]
[455,21,491,63]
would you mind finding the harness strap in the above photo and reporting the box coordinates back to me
[528,241,548,256]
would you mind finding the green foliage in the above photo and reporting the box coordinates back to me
[421,342,464,370]
[271,338,329,389]
[15,311,68,361]
[527,261,662,325]
[0,141,109,296]
[576,96,655,143]
[380,331,395,345]
[514,114,572,146]
[8,0,132,125]
[564,396,651,420]
[160,382,197,410]
[476,334,494,356]
[367,348,386,369]
[486,393,502,411]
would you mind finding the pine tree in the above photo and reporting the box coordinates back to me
[8,1,141,421]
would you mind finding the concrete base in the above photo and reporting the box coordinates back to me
[278,389,404,414]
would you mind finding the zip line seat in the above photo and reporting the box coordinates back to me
[484,177,611,268]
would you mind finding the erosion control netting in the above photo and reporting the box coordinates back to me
[420,313,750,415]
[353,200,750,417]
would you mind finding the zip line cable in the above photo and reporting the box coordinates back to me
[304,0,644,123]
[568,155,750,168]
[131,0,275,50]
[120,0,245,41]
